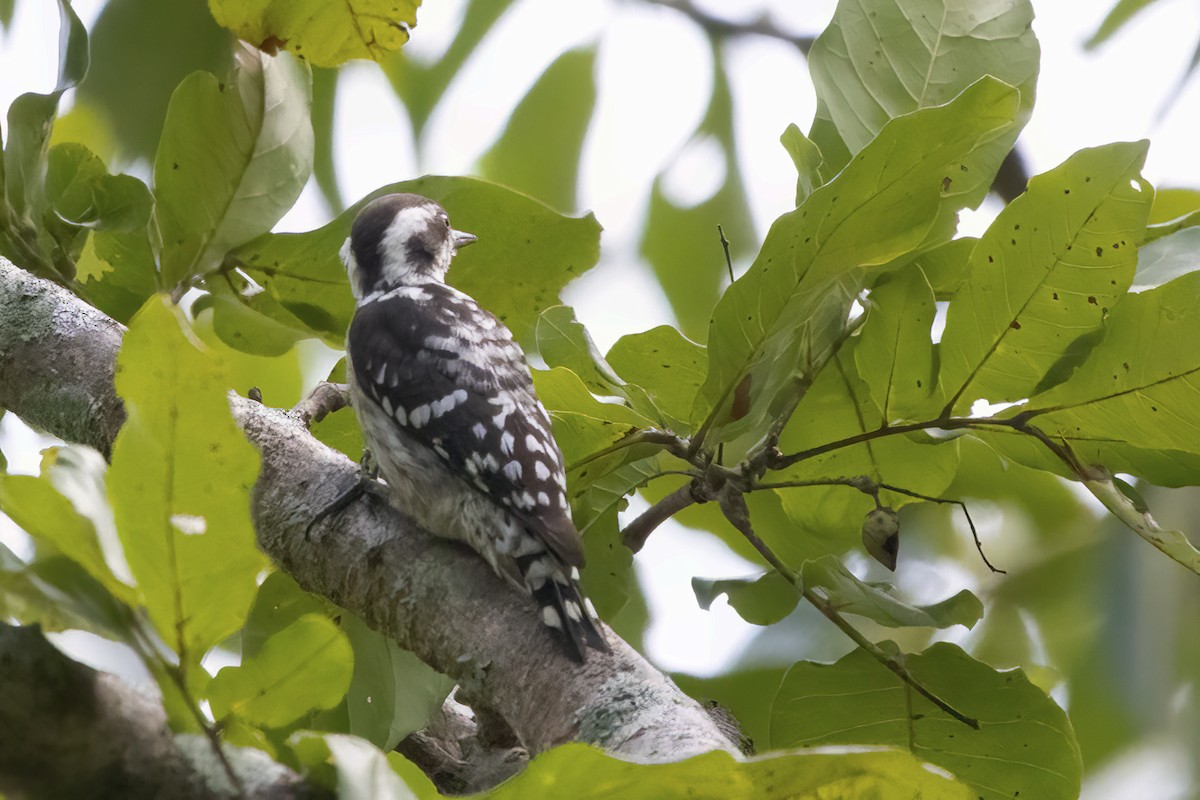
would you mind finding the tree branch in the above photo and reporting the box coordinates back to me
[0,258,737,766]
[0,622,318,799]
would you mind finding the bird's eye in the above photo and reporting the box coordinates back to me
[441,215,450,229]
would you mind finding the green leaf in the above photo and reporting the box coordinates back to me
[155,43,313,291]
[913,236,976,297]
[478,46,597,212]
[536,305,624,395]
[607,326,707,431]
[809,0,1038,200]
[482,743,973,800]
[771,643,1081,800]
[854,267,940,420]
[2,0,88,217]
[641,50,754,339]
[1017,268,1200,464]
[0,470,134,607]
[108,296,265,682]
[939,141,1152,412]
[208,0,420,67]
[209,613,353,728]
[1085,0,1160,48]
[45,143,153,231]
[243,571,330,659]
[779,123,823,205]
[801,555,983,629]
[692,571,798,626]
[775,348,960,557]
[673,667,787,753]
[533,366,654,467]
[342,613,453,751]
[697,78,1021,447]
[229,176,601,348]
[310,66,343,213]
[76,228,159,323]
[196,275,307,357]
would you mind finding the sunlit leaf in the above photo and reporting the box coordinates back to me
[536,305,624,395]
[482,743,972,800]
[210,614,352,729]
[108,296,265,685]
[771,643,1081,800]
[939,141,1152,412]
[209,0,420,67]
[779,123,823,205]
[155,43,313,291]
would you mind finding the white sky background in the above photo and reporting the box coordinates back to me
[2,1,1199,794]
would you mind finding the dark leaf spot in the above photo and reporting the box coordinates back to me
[1010,320,1021,330]
[1087,296,1098,305]
[731,375,752,421]
[1052,292,1059,300]
[1095,247,1104,257]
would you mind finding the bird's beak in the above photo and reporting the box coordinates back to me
[452,230,478,250]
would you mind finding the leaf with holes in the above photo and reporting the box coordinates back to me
[939,141,1152,412]
[108,296,265,687]
[208,0,419,67]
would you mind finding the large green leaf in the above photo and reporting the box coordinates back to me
[225,176,601,348]
[75,227,159,323]
[939,141,1152,412]
[44,143,153,232]
[801,555,983,629]
[108,296,265,684]
[155,43,313,291]
[481,743,972,800]
[697,78,1021,448]
[810,0,1038,201]
[771,643,1081,800]
[0,550,136,640]
[208,0,419,67]
[478,46,597,213]
[209,613,353,729]
[854,266,940,421]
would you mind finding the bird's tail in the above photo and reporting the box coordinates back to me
[517,553,609,662]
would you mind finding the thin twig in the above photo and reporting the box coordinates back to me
[718,225,734,284]
[874,483,1004,574]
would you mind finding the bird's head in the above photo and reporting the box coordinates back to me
[340,193,477,299]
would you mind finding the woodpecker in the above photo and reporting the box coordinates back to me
[337,193,608,662]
